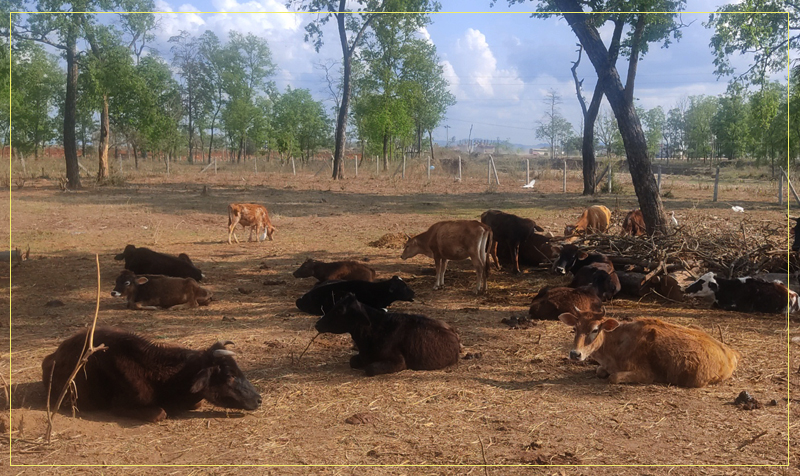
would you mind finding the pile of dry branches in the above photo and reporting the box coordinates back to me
[574,213,790,279]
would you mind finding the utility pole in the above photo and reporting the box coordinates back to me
[444,125,451,147]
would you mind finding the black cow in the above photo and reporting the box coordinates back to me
[41,327,261,422]
[792,217,800,252]
[115,245,204,281]
[314,293,460,376]
[684,272,800,314]
[292,259,376,282]
[552,244,612,275]
[296,276,415,315]
[112,269,212,310]
[480,209,545,274]
[570,263,621,301]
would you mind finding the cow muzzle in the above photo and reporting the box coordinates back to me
[111,291,122,297]
[554,266,566,275]
[569,350,582,361]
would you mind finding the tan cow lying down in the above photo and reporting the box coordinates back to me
[228,203,276,244]
[564,205,612,236]
[401,220,492,294]
[558,309,739,388]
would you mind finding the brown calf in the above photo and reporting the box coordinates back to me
[401,220,492,294]
[564,205,612,236]
[292,258,376,282]
[227,203,276,244]
[622,209,646,236]
[558,310,740,387]
[112,269,212,310]
[480,209,545,274]
[528,286,603,320]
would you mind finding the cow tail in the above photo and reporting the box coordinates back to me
[484,229,493,278]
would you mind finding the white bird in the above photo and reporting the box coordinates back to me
[670,211,678,227]
[522,179,536,189]
[731,206,744,213]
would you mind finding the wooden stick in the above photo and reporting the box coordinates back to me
[295,332,320,363]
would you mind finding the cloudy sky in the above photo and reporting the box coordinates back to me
[136,1,782,146]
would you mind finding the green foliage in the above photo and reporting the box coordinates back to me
[684,95,717,160]
[640,106,665,159]
[273,87,331,159]
[711,84,749,160]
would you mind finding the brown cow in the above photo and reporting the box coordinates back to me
[558,309,740,387]
[227,203,276,244]
[293,259,376,282]
[401,220,492,294]
[564,205,612,236]
[528,286,603,320]
[112,269,212,310]
[480,209,545,274]
[622,209,646,236]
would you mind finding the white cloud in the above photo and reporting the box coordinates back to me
[451,28,524,101]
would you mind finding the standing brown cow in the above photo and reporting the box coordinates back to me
[227,203,276,244]
[564,205,612,236]
[622,209,646,236]
[401,220,492,294]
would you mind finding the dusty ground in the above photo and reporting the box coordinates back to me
[2,160,798,474]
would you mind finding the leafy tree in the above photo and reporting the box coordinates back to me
[664,97,688,160]
[684,95,717,161]
[170,31,213,164]
[536,89,573,159]
[273,87,331,161]
[290,0,439,179]
[711,84,749,161]
[641,106,665,160]
[747,81,784,175]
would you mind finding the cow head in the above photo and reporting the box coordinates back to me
[792,218,800,252]
[400,235,423,260]
[191,341,261,411]
[558,307,616,362]
[292,259,317,278]
[590,270,618,301]
[563,225,577,236]
[388,276,415,302]
[553,245,585,275]
[114,244,136,261]
[314,293,368,334]
[683,272,718,298]
[111,270,147,298]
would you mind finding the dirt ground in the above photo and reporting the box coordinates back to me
[2,163,799,474]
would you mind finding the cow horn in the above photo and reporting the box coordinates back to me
[217,340,235,347]
[213,349,235,357]
[403,232,411,240]
[573,305,582,314]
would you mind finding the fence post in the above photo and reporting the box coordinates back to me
[526,158,530,184]
[607,164,612,193]
[355,155,358,177]
[214,157,217,174]
[402,153,406,179]
[458,156,462,182]
[487,156,491,186]
[563,160,567,193]
[657,165,661,193]
[291,156,296,176]
[255,157,258,174]
[779,169,784,206]
[713,166,720,202]
[427,154,431,180]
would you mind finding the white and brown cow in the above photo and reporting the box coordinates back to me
[227,203,276,244]
[401,220,492,294]
[558,308,740,388]
[684,272,799,314]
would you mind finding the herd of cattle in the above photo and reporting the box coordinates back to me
[40,203,798,423]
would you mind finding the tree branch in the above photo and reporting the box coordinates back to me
[570,44,588,116]
[624,13,646,105]
[11,28,67,51]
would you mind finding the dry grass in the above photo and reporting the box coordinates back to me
[3,162,799,472]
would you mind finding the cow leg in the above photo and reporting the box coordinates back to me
[512,243,521,274]
[113,405,168,423]
[608,369,655,385]
[228,217,241,244]
[596,367,610,379]
[490,241,501,270]
[437,259,449,289]
[350,354,368,369]
[364,355,407,376]
[248,226,254,242]
[433,258,444,290]
[473,257,485,295]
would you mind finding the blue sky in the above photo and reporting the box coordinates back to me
[136,1,783,146]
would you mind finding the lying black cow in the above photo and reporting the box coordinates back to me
[552,244,612,276]
[42,327,261,422]
[314,293,460,376]
[570,262,621,301]
[296,276,415,315]
[684,272,800,314]
[115,244,204,281]
[792,217,800,252]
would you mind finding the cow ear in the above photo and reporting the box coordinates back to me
[600,319,619,332]
[135,277,149,285]
[577,251,589,260]
[190,367,214,393]
[557,313,578,326]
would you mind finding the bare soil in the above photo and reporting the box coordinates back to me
[2,165,798,474]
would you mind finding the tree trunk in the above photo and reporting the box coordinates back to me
[428,130,435,163]
[333,10,351,180]
[557,1,667,235]
[64,34,81,189]
[97,95,110,181]
[383,133,389,170]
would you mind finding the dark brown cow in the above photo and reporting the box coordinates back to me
[552,244,613,276]
[114,245,204,281]
[42,327,261,422]
[314,293,460,376]
[570,262,621,301]
[528,286,603,320]
[292,259,376,282]
[227,203,276,244]
[480,209,545,274]
[558,309,740,387]
[622,209,646,237]
[401,220,492,294]
[112,269,212,310]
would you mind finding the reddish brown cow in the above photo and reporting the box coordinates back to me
[401,220,492,294]
[227,203,276,244]
[622,209,646,236]
[528,286,603,320]
[558,309,740,387]
[480,209,546,274]
[564,205,612,236]
[293,259,376,282]
[112,270,212,310]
